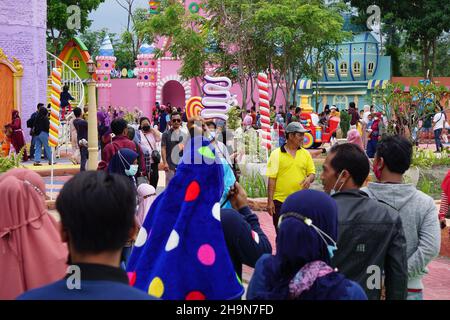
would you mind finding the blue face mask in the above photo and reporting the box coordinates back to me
[327,245,338,259]
[125,164,139,177]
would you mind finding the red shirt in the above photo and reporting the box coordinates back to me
[98,135,146,175]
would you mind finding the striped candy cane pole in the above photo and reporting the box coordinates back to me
[49,68,61,148]
[258,72,271,150]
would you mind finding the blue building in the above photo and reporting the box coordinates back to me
[297,14,391,111]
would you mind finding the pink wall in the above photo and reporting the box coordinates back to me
[109,78,140,110]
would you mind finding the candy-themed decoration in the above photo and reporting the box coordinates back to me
[136,42,157,114]
[96,35,116,108]
[149,0,161,15]
[257,72,272,150]
[185,96,204,120]
[189,2,200,14]
[201,75,233,121]
[48,67,61,148]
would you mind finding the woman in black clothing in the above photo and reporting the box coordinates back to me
[33,107,54,166]
[60,85,75,119]
[222,182,272,280]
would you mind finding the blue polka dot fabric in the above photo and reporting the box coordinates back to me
[127,136,244,300]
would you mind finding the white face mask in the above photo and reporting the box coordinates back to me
[330,170,346,196]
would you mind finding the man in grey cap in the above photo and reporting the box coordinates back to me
[266,122,316,231]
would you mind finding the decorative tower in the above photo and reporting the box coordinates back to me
[95,35,116,109]
[136,42,157,116]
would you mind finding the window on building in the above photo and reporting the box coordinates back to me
[327,63,335,77]
[72,59,80,70]
[340,62,348,76]
[333,95,348,110]
[353,61,361,76]
[367,62,375,75]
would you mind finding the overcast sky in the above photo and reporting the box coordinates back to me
[88,0,149,35]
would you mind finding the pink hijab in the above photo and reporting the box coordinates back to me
[0,169,68,300]
[136,184,156,226]
[347,129,364,151]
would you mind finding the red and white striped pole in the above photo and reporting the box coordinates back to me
[258,72,271,151]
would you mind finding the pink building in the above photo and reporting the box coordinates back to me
[103,1,285,116]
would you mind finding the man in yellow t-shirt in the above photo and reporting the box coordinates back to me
[266,122,316,231]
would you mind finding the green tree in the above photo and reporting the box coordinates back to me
[254,0,349,110]
[47,0,105,54]
[350,0,450,78]
[138,1,210,94]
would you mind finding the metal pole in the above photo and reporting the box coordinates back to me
[87,79,99,170]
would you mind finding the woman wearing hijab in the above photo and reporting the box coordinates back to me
[107,148,139,187]
[8,110,28,161]
[107,148,140,269]
[136,183,156,227]
[127,136,244,300]
[0,169,68,300]
[347,128,365,151]
[247,190,367,300]
[366,112,382,158]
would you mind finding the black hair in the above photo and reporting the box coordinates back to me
[295,107,301,114]
[127,125,135,141]
[170,112,181,119]
[37,103,44,110]
[329,143,370,187]
[349,102,356,109]
[290,105,295,110]
[251,107,256,112]
[38,106,48,118]
[111,118,128,135]
[139,117,151,127]
[73,107,82,118]
[205,121,217,129]
[56,171,136,253]
[63,85,69,92]
[376,135,412,174]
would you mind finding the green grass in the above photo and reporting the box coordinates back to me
[417,173,443,199]
[411,147,450,169]
[240,171,268,198]
[0,148,24,173]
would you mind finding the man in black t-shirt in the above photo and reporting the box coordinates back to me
[73,107,88,171]
[161,112,187,186]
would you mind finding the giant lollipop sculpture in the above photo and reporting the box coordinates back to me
[149,0,161,14]
[185,96,205,120]
[49,67,61,148]
[258,72,272,151]
[49,67,61,200]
